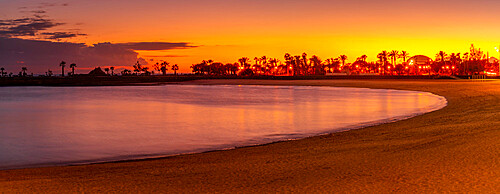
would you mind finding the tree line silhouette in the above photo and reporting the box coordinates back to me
[1,44,497,77]
[189,44,499,76]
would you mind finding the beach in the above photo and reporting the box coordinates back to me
[1,79,499,193]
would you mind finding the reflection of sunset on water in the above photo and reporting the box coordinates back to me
[0,85,445,169]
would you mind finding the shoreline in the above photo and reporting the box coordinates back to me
[1,79,499,192]
[0,74,464,87]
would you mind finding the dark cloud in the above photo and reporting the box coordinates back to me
[0,38,196,74]
[40,32,87,39]
[31,10,46,14]
[115,42,197,50]
[0,15,87,41]
[19,2,69,10]
[0,17,63,37]
[38,2,68,8]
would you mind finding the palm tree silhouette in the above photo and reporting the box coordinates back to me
[449,53,461,75]
[238,57,250,69]
[309,55,323,75]
[339,55,348,68]
[133,61,143,75]
[400,51,409,63]
[284,53,292,75]
[69,63,77,76]
[377,51,388,75]
[301,53,308,74]
[360,55,368,62]
[154,61,170,75]
[110,66,115,76]
[0,67,4,77]
[161,62,169,75]
[171,64,179,75]
[437,51,447,63]
[388,50,399,67]
[59,61,66,77]
[21,67,28,76]
[104,68,110,75]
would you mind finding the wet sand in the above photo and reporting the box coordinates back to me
[1,79,500,193]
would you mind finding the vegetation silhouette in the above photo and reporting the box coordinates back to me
[0,44,497,83]
[154,61,169,75]
[69,63,77,76]
[59,61,66,77]
[172,64,179,75]
[185,45,496,77]
[20,67,28,77]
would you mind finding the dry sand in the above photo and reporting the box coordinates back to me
[1,79,500,193]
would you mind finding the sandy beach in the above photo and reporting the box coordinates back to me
[1,79,499,193]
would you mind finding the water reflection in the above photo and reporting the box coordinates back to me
[0,85,446,169]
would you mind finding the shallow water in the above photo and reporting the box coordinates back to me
[0,85,446,169]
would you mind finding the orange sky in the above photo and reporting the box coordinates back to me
[2,0,500,73]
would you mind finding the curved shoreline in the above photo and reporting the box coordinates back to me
[1,79,499,193]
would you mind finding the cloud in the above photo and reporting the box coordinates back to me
[115,42,197,50]
[0,15,85,40]
[38,2,69,8]
[40,32,87,39]
[0,38,195,74]
[0,16,63,37]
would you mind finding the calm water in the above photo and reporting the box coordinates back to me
[0,85,446,169]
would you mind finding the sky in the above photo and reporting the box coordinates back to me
[1,0,500,74]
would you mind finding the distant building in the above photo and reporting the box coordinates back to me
[88,67,107,76]
[408,55,432,66]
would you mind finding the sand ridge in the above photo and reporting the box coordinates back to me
[1,79,500,193]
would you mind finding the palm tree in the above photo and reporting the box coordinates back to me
[293,55,301,75]
[59,61,66,77]
[360,55,368,62]
[21,67,28,76]
[284,53,292,75]
[104,67,110,75]
[154,61,170,75]
[268,58,279,75]
[69,63,77,76]
[400,51,409,63]
[339,55,348,67]
[309,55,323,75]
[449,53,461,75]
[301,52,308,74]
[377,51,388,75]
[253,57,260,67]
[133,61,142,75]
[238,57,250,69]
[437,51,447,63]
[388,50,399,67]
[0,67,4,77]
[161,62,169,75]
[171,64,179,75]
